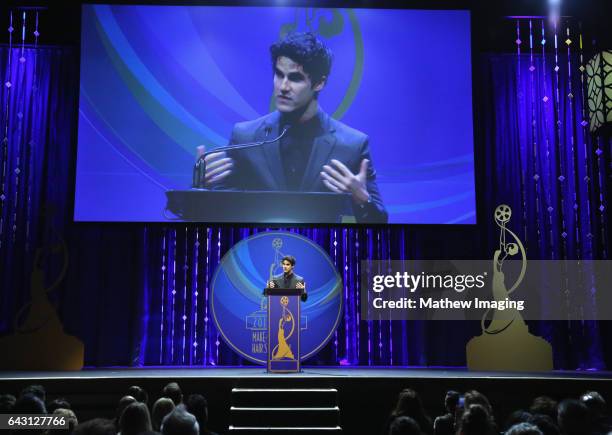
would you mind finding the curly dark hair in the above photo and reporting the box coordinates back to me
[270,32,333,86]
[282,255,296,266]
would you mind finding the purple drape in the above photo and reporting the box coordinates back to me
[0,46,76,333]
[483,53,610,369]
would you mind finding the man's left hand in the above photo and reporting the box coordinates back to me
[321,159,370,205]
[296,282,305,290]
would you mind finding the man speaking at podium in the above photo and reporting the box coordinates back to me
[201,32,387,223]
[268,255,308,302]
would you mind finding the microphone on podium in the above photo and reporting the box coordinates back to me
[192,125,291,188]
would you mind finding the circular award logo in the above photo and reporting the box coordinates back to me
[211,231,342,364]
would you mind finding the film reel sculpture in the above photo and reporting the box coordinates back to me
[481,204,527,334]
[0,206,84,370]
[467,204,553,371]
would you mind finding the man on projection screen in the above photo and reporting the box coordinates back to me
[201,32,387,223]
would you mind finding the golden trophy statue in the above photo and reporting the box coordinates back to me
[466,205,553,371]
[272,296,296,360]
[0,206,84,370]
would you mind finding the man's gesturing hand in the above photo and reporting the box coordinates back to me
[197,145,234,187]
[321,159,370,205]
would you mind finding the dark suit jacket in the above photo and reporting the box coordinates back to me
[271,272,307,302]
[271,272,304,289]
[222,110,388,223]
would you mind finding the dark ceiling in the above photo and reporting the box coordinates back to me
[0,0,609,51]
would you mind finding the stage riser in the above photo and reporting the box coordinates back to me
[1,374,611,435]
[228,427,342,434]
[231,408,339,427]
[230,388,340,430]
[232,389,338,407]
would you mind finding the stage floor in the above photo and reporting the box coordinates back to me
[1,366,611,380]
[1,367,611,434]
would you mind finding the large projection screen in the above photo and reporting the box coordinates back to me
[74,5,476,224]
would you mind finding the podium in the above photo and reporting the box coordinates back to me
[165,189,354,223]
[263,287,305,373]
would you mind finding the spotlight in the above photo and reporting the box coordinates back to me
[548,0,561,23]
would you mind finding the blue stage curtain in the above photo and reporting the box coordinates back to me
[1,43,610,368]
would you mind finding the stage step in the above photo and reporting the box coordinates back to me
[231,406,340,427]
[232,388,338,407]
[228,426,342,434]
[229,388,342,434]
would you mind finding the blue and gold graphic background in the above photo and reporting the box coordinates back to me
[75,5,475,223]
[211,232,342,364]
